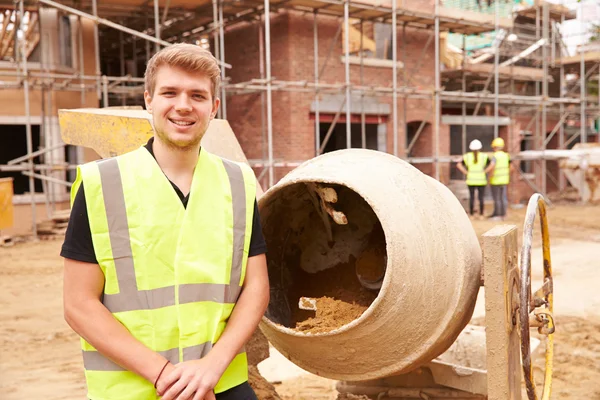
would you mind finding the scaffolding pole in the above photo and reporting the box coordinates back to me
[580,27,586,143]
[92,0,101,100]
[493,0,499,139]
[258,22,267,187]
[154,0,160,53]
[402,23,407,158]
[264,0,274,186]
[559,13,565,190]
[542,2,548,196]
[119,30,125,105]
[314,12,321,155]
[19,0,37,238]
[360,19,365,149]
[392,0,398,157]
[344,0,351,149]
[434,0,440,180]
[219,0,227,118]
[461,34,466,155]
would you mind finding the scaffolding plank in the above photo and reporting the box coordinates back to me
[555,52,600,67]
[516,2,576,22]
[441,63,551,83]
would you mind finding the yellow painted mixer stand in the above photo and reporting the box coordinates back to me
[59,107,555,400]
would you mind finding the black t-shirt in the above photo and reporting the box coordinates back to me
[60,140,267,263]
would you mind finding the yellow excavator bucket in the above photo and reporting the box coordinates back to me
[58,106,263,196]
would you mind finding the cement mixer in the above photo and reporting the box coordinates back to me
[257,150,555,400]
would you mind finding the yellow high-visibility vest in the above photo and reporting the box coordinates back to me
[463,152,488,186]
[70,146,256,400]
[490,151,510,186]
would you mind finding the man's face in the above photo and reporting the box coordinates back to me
[144,65,220,151]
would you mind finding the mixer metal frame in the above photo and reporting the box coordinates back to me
[337,194,555,400]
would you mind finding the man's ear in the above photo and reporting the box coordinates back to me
[211,97,221,120]
[144,90,152,113]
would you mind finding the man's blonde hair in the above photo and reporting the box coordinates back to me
[144,43,221,99]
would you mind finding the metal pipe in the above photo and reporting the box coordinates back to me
[132,37,138,80]
[119,30,126,105]
[580,2,586,144]
[566,64,598,96]
[161,0,171,26]
[434,0,440,180]
[19,0,36,238]
[360,19,365,149]
[344,0,351,149]
[154,0,160,53]
[212,0,220,118]
[259,22,267,183]
[462,35,466,155]
[264,0,274,186]
[91,0,101,100]
[22,171,73,187]
[314,12,321,155]
[392,0,398,156]
[407,113,432,155]
[102,75,109,107]
[559,13,565,190]
[79,16,85,105]
[320,99,346,154]
[39,0,169,51]
[8,143,66,165]
[406,32,434,87]
[39,50,51,219]
[319,22,343,78]
[145,8,151,62]
[219,0,227,118]
[565,131,581,148]
[541,2,549,196]
[493,0,499,139]
[402,23,407,158]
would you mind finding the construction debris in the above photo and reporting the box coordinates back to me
[36,210,70,238]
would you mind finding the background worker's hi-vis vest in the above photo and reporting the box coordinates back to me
[490,150,510,185]
[463,152,488,186]
[71,146,256,400]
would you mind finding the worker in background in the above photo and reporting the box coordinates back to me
[60,44,269,400]
[456,139,490,219]
[486,137,513,221]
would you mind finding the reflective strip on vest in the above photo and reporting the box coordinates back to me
[464,152,488,186]
[490,151,510,185]
[82,344,246,372]
[92,157,247,314]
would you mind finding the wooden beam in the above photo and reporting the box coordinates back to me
[483,225,522,400]
[0,10,13,58]
[0,11,16,59]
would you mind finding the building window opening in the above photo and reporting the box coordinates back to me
[0,124,43,195]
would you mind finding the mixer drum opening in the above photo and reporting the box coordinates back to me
[261,181,386,334]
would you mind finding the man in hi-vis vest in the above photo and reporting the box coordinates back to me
[485,137,513,220]
[456,139,490,219]
[61,44,269,400]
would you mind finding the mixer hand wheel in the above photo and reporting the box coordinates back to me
[519,194,555,400]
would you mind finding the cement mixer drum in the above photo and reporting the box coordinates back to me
[258,149,482,381]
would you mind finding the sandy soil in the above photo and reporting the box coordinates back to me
[1,202,599,399]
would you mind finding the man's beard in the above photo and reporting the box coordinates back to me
[154,123,204,152]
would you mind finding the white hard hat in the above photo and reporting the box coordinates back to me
[469,139,483,151]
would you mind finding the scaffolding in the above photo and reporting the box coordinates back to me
[0,0,599,238]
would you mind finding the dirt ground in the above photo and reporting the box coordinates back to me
[1,201,599,399]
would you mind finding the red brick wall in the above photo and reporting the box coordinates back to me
[224,11,447,186]
[508,115,563,204]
